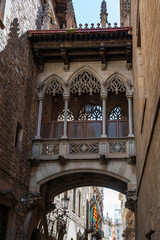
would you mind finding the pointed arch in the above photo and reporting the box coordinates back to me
[68,67,102,95]
[106,72,130,94]
[42,74,64,96]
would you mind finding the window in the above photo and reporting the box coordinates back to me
[57,109,74,121]
[109,106,122,120]
[15,122,23,152]
[0,204,9,240]
[78,104,102,120]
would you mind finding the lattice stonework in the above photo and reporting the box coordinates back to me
[69,143,99,154]
[124,0,130,13]
[70,71,101,95]
[107,77,126,95]
[42,144,59,155]
[78,104,103,121]
[109,107,122,120]
[57,109,74,121]
[109,142,126,153]
[45,78,64,96]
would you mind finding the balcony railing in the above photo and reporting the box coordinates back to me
[41,120,129,139]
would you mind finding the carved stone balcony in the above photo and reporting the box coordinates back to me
[32,120,135,161]
[32,136,135,162]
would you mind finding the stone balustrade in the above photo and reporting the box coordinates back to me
[32,136,135,161]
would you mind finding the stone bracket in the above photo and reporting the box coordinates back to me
[127,155,136,165]
[33,46,44,72]
[60,45,70,72]
[99,155,108,164]
[126,46,132,70]
[21,192,41,209]
[58,155,68,165]
[125,190,137,212]
[100,44,107,71]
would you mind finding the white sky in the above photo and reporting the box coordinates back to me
[72,0,120,27]
[103,188,121,220]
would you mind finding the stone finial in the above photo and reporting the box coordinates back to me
[66,0,77,29]
[100,0,108,28]
[42,2,51,30]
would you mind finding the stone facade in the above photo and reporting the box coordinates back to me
[130,0,160,239]
[0,14,38,240]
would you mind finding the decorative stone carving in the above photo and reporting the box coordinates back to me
[125,190,137,212]
[99,155,108,164]
[109,142,126,153]
[107,77,126,95]
[70,71,101,95]
[42,144,59,155]
[21,192,41,209]
[44,78,64,96]
[0,190,17,203]
[124,0,130,14]
[57,109,74,121]
[127,155,136,165]
[69,143,99,154]
[58,155,68,165]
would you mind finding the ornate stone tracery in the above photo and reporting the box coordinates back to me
[109,106,122,120]
[57,109,74,121]
[107,76,127,94]
[78,104,103,121]
[44,78,64,96]
[124,0,130,14]
[70,71,101,95]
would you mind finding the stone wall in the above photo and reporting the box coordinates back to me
[0,1,42,238]
[0,0,43,49]
[131,0,160,239]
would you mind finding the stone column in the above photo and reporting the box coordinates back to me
[101,93,107,137]
[127,92,134,136]
[62,95,69,138]
[36,93,44,138]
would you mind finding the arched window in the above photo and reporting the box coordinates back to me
[57,109,74,121]
[78,104,103,121]
[109,106,127,120]
[109,106,122,120]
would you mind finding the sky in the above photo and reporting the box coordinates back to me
[103,188,121,221]
[72,0,120,27]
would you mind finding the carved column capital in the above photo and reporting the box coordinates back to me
[63,94,70,101]
[126,91,133,99]
[125,190,137,212]
[101,92,108,99]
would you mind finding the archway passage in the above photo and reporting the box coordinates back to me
[45,172,128,199]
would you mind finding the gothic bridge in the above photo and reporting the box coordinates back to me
[24,28,136,239]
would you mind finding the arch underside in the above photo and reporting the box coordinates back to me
[45,172,128,198]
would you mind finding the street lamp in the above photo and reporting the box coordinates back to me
[62,197,70,213]
[48,197,70,240]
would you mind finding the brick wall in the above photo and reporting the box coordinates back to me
[131,0,160,239]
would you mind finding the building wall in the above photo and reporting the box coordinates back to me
[131,0,160,239]
[0,0,43,239]
[0,0,43,49]
[48,187,93,240]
